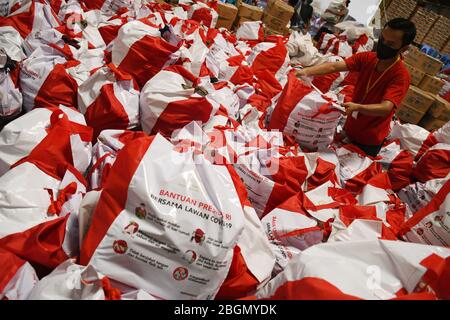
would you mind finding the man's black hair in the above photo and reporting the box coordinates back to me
[384,18,417,46]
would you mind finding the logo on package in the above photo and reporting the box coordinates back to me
[135,203,147,219]
[113,240,128,254]
[190,228,205,245]
[173,267,189,281]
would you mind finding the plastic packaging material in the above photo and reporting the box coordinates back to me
[0,0,447,301]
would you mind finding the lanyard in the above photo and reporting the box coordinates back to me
[362,56,400,101]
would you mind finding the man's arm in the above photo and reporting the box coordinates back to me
[295,60,348,77]
[344,100,395,117]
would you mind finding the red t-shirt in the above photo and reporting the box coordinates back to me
[343,52,410,145]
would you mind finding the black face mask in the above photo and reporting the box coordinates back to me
[377,37,400,60]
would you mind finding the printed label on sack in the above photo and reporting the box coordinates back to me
[287,115,341,150]
[233,163,274,216]
[262,208,322,275]
[405,193,450,247]
[0,1,9,16]
[20,63,40,80]
[337,148,373,182]
[88,135,244,299]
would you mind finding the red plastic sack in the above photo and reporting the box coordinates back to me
[399,178,450,247]
[80,134,249,299]
[139,65,219,136]
[0,248,38,300]
[78,63,140,141]
[111,19,182,88]
[253,240,450,300]
[268,72,342,151]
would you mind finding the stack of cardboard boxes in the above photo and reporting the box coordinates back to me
[409,6,439,44]
[384,0,417,22]
[216,2,239,30]
[215,0,295,36]
[397,47,449,131]
[262,0,293,36]
[422,14,450,53]
[235,3,264,27]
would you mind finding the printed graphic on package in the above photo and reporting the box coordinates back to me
[405,193,450,247]
[88,135,245,299]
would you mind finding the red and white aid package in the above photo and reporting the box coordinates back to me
[247,41,290,99]
[389,121,430,158]
[236,21,264,42]
[89,129,147,190]
[335,145,382,193]
[398,173,449,217]
[413,143,450,183]
[0,0,60,39]
[415,121,450,161]
[0,161,87,268]
[377,140,414,191]
[78,63,140,141]
[216,204,276,299]
[80,134,247,299]
[28,259,121,300]
[352,34,374,54]
[329,37,353,58]
[268,72,342,151]
[0,248,38,300]
[317,32,336,52]
[188,1,218,28]
[81,0,140,14]
[19,45,80,111]
[139,66,219,136]
[399,178,450,247]
[111,19,182,88]
[0,26,25,62]
[304,150,341,191]
[0,107,92,176]
[261,193,323,275]
[0,62,22,117]
[254,240,450,300]
[204,44,254,86]
[233,146,308,218]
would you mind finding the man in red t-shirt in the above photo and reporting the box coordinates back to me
[296,18,416,157]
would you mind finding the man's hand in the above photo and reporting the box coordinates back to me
[343,102,360,115]
[343,100,395,117]
[295,68,306,77]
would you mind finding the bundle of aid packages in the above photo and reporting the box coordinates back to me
[0,0,449,301]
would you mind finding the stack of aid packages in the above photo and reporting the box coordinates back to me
[0,0,449,301]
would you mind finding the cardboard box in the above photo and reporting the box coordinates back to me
[265,25,289,36]
[385,0,417,20]
[404,48,443,75]
[262,12,288,32]
[216,2,238,30]
[403,86,435,113]
[419,114,447,131]
[235,16,256,27]
[404,63,425,86]
[264,0,294,23]
[419,74,445,95]
[217,2,238,20]
[396,103,426,124]
[238,3,263,21]
[428,95,450,122]
[423,15,450,52]
[410,6,439,43]
[216,16,235,30]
